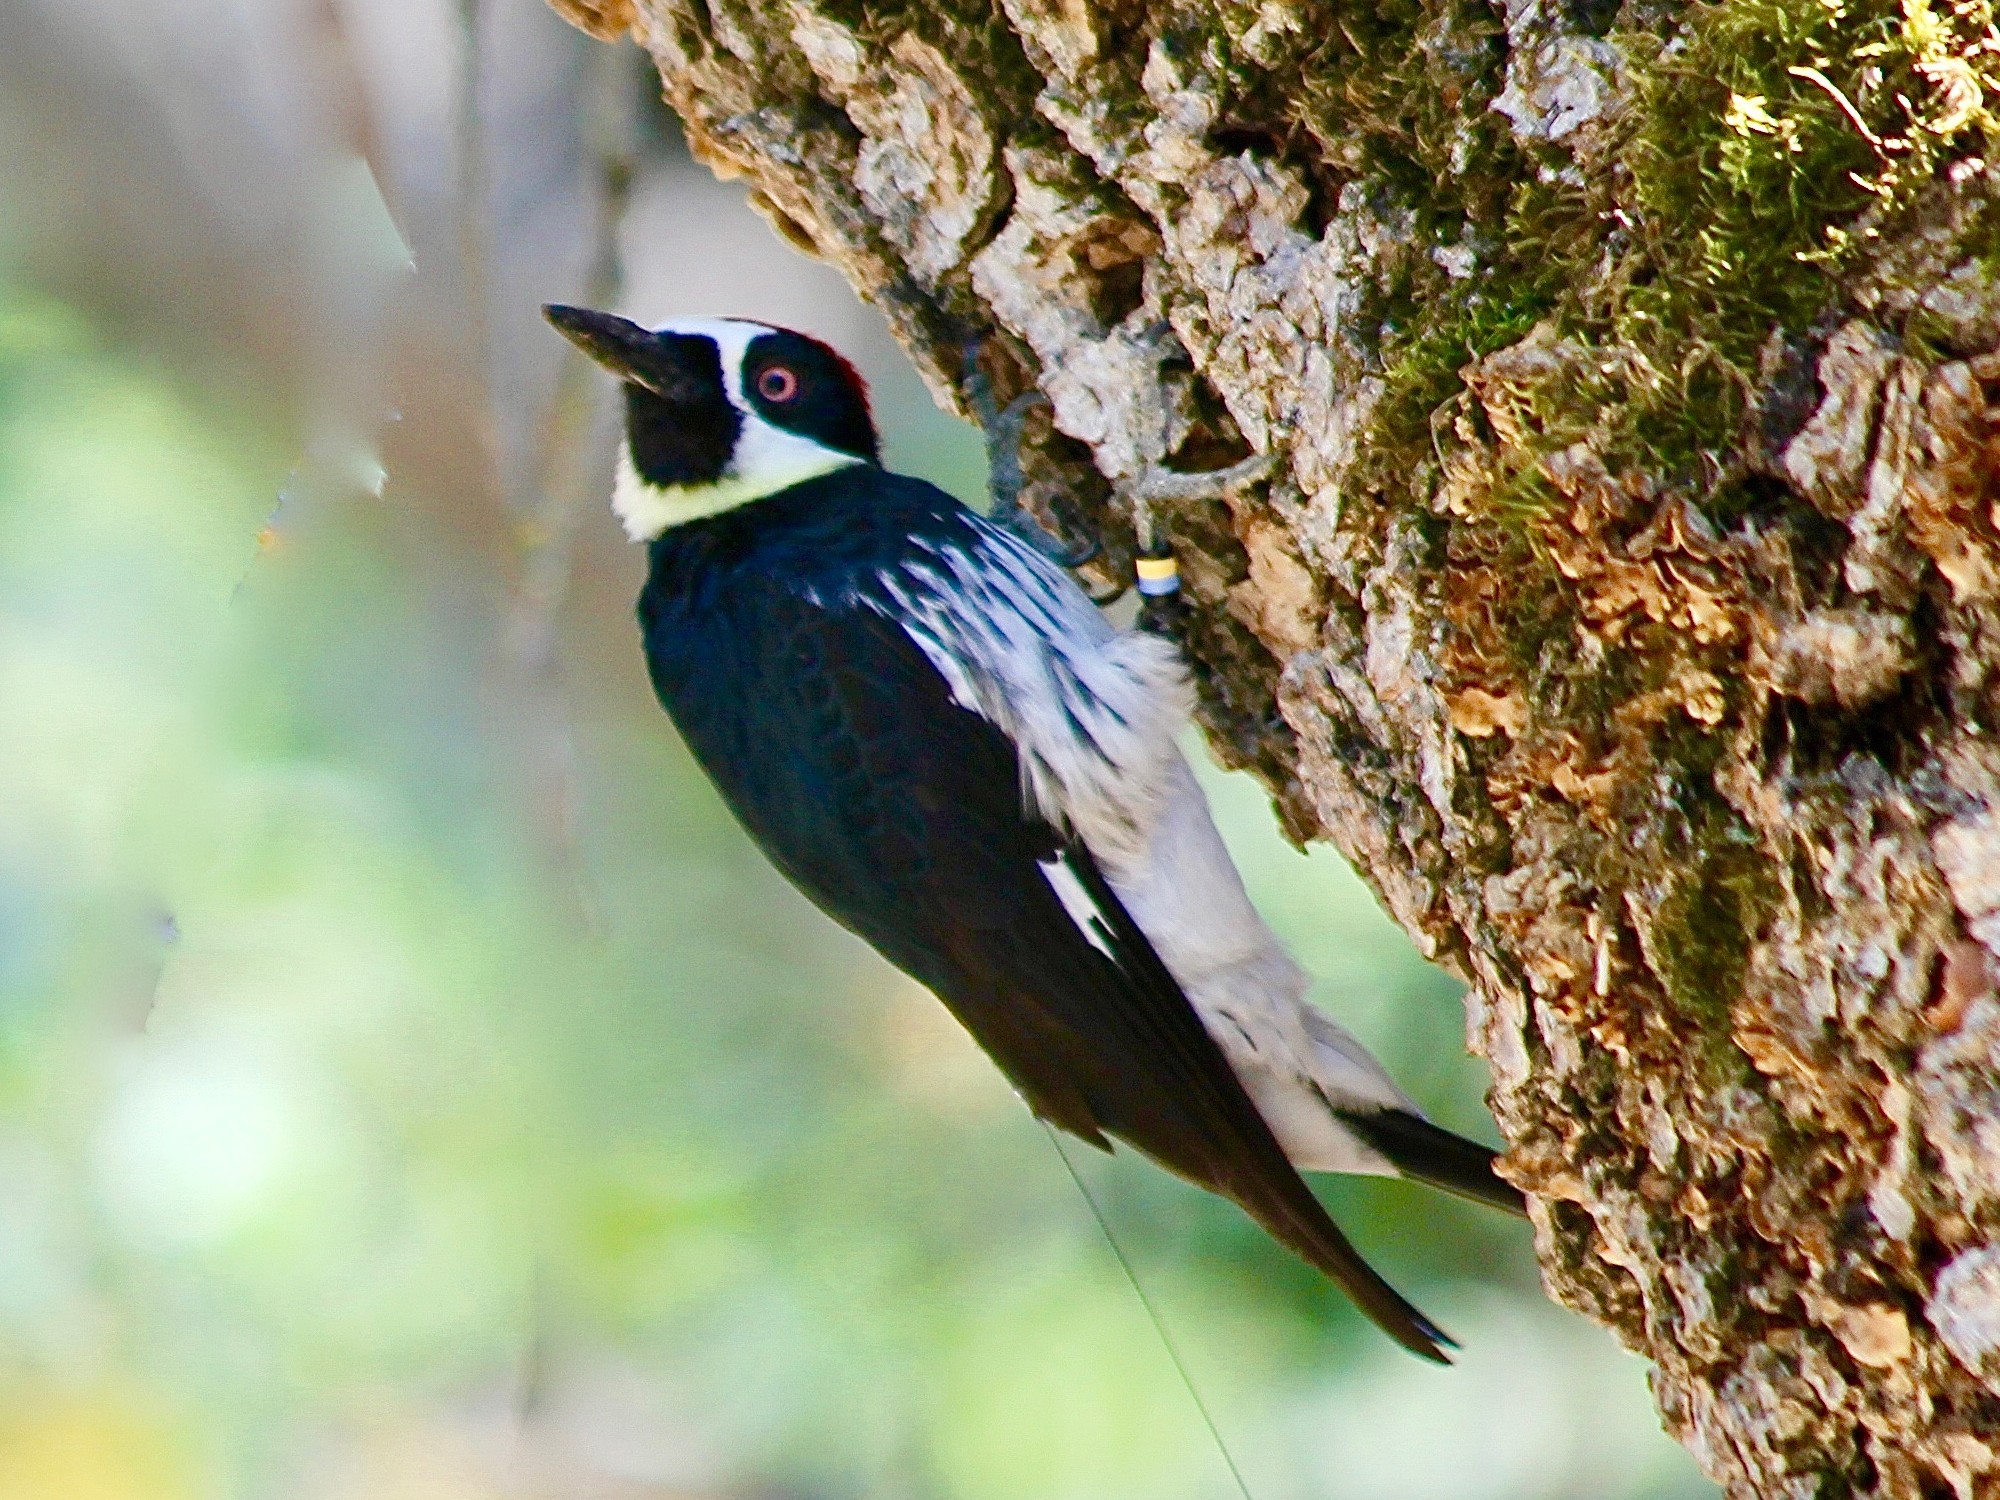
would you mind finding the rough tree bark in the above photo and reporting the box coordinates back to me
[545,0,2000,1493]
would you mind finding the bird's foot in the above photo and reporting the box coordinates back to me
[1127,450,1279,508]
[961,331,1281,623]
[1120,452,1278,634]
[962,335,1102,571]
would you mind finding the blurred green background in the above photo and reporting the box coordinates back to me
[0,3,1711,1497]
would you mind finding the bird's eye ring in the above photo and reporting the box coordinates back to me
[756,365,801,402]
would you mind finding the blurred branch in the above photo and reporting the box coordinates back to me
[234,0,408,590]
[501,38,644,935]
[454,0,499,487]
[508,38,639,670]
[307,0,387,190]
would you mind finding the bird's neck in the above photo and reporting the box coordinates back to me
[615,441,866,541]
[640,465,969,606]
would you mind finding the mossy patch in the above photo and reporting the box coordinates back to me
[1649,805,1783,1033]
[1604,0,1992,473]
[1196,0,2000,524]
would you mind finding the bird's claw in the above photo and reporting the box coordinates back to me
[959,334,1007,434]
[1037,527,1101,570]
[962,331,1281,611]
[984,390,1050,525]
[1127,450,1279,507]
[962,334,1045,519]
[963,333,1098,569]
[1117,453,1280,634]
[1082,575,1128,607]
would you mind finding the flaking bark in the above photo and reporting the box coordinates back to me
[545,0,2000,1493]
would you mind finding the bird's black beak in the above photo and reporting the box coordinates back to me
[543,304,704,402]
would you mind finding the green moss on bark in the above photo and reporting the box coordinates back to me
[1652,807,1783,1033]
[1187,0,2000,524]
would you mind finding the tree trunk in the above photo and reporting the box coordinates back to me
[545,0,2000,1492]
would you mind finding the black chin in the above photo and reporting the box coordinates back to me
[626,370,740,489]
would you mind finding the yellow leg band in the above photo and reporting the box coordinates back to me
[1135,553,1178,597]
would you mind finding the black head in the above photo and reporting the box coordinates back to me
[543,305,879,539]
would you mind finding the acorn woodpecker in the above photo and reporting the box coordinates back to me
[544,305,1526,1362]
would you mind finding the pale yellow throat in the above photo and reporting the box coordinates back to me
[612,437,865,542]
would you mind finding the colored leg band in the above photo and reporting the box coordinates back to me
[1135,554,1179,597]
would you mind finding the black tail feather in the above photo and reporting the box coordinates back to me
[1340,1109,1530,1218]
[1062,846,1457,1362]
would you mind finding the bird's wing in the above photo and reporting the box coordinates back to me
[674,578,1453,1360]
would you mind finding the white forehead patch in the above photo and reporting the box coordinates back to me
[612,316,865,542]
[652,316,775,404]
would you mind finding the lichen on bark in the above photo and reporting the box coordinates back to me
[545,0,2000,1492]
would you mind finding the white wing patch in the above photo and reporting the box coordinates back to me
[862,517,1194,860]
[1040,857,1117,962]
[844,514,1423,1182]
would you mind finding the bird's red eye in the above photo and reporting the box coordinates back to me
[756,365,801,402]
